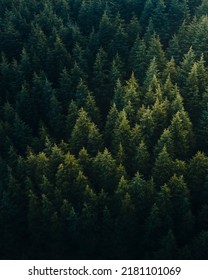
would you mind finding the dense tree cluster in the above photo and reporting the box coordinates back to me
[0,0,208,259]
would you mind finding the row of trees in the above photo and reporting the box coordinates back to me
[0,0,208,259]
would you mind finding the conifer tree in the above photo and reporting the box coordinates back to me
[58,68,73,111]
[92,148,116,193]
[187,152,208,211]
[112,110,131,158]
[123,73,141,111]
[104,104,119,147]
[133,140,151,177]
[129,37,147,83]
[152,0,169,44]
[143,57,159,93]
[92,47,110,112]
[70,108,102,156]
[169,110,194,159]
[110,54,124,88]
[48,95,64,139]
[153,146,174,187]
[166,175,194,243]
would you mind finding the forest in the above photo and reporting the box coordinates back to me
[0,0,208,260]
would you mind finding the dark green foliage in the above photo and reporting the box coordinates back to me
[129,37,147,82]
[70,108,103,156]
[0,0,208,260]
[92,47,110,113]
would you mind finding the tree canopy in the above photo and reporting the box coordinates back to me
[0,0,208,260]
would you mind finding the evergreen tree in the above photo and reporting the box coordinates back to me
[92,148,116,193]
[133,140,151,177]
[0,0,208,260]
[167,175,194,243]
[70,108,102,156]
[58,68,73,111]
[123,73,141,112]
[151,0,169,44]
[112,110,131,160]
[169,110,194,159]
[66,100,79,137]
[143,57,159,93]
[187,152,208,211]
[48,95,65,139]
[92,47,110,112]
[112,79,125,111]
[98,10,113,49]
[183,63,200,123]
[153,146,174,187]
[110,54,124,88]
[104,104,119,147]
[129,37,147,83]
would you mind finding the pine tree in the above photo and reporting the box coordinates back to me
[197,93,208,151]
[130,172,154,222]
[183,63,200,123]
[146,34,167,72]
[112,110,132,159]
[104,104,119,147]
[83,93,102,127]
[153,146,174,187]
[129,37,147,83]
[143,203,164,257]
[167,0,189,35]
[154,128,175,158]
[92,47,110,112]
[114,192,137,259]
[60,199,79,258]
[140,0,156,27]
[16,82,37,130]
[151,0,169,44]
[123,73,141,112]
[79,202,98,258]
[77,0,93,34]
[162,57,177,83]
[98,10,113,49]
[169,110,194,159]
[48,95,65,139]
[137,106,155,148]
[187,152,208,211]
[19,48,32,81]
[110,20,128,58]
[70,62,87,93]
[167,175,194,243]
[70,108,102,155]
[143,57,159,93]
[47,36,70,85]
[112,79,125,110]
[58,68,73,111]
[196,0,208,18]
[92,148,117,192]
[133,140,151,177]
[75,78,91,107]
[28,189,42,258]
[31,73,56,122]
[55,152,82,200]
[12,113,32,154]
[66,100,79,137]
[127,15,141,46]
[72,43,87,74]
[78,147,92,180]
[110,54,124,88]
[178,47,195,89]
